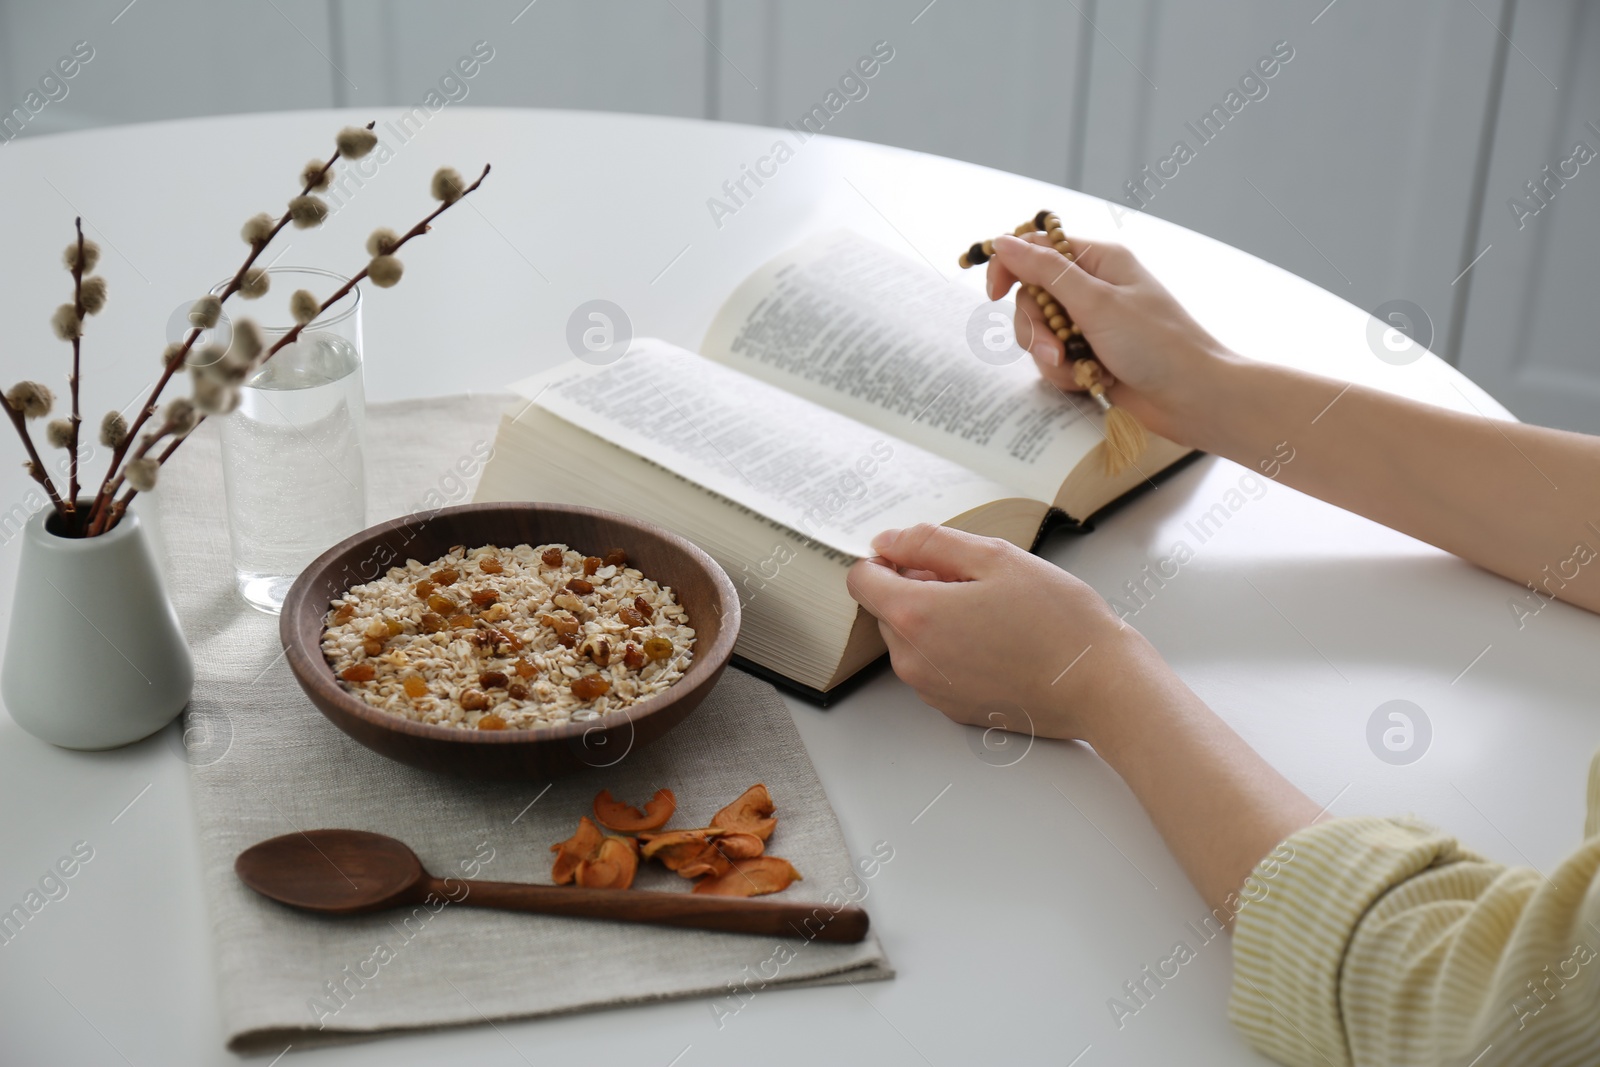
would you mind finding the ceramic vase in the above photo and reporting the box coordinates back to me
[2,505,193,749]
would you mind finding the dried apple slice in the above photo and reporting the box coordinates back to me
[575,836,639,890]
[549,816,603,885]
[692,857,802,897]
[593,787,676,832]
[637,828,726,853]
[711,784,777,841]
[715,832,765,859]
[676,855,727,879]
[638,829,733,879]
[674,844,733,879]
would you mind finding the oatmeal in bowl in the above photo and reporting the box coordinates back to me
[321,543,696,730]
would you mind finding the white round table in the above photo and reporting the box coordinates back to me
[3,108,1596,1067]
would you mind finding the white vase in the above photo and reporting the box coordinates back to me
[2,504,193,749]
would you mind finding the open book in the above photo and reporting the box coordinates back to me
[475,231,1192,701]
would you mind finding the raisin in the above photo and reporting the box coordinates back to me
[427,593,457,614]
[634,596,654,620]
[477,713,507,730]
[582,556,602,576]
[541,547,563,567]
[470,589,499,607]
[449,613,475,630]
[340,663,376,682]
[514,657,538,679]
[506,683,528,700]
[566,578,594,595]
[570,674,611,701]
[604,549,628,567]
[479,557,503,574]
[402,676,428,699]
[460,689,488,711]
[480,671,509,689]
[619,606,644,627]
[331,603,356,625]
[432,567,459,586]
[414,579,436,598]
[420,612,446,633]
[362,637,384,656]
[623,643,645,670]
[643,637,673,661]
[385,618,404,637]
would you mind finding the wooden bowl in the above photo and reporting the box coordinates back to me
[279,502,740,780]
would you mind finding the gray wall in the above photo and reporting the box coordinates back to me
[1,0,1594,430]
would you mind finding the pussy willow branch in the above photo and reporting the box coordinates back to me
[126,419,176,465]
[99,163,493,531]
[2,399,67,512]
[66,217,85,513]
[104,424,181,523]
[85,121,377,533]
[258,164,493,368]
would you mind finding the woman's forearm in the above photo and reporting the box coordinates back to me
[1083,633,1320,915]
[1175,356,1600,614]
[987,233,1599,613]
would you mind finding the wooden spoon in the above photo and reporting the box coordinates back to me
[235,829,869,943]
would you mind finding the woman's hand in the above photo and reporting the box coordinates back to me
[849,522,1322,915]
[986,232,1234,446]
[845,523,1155,743]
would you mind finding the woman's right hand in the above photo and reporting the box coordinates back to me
[986,232,1234,446]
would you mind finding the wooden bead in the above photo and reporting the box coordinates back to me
[1042,303,1061,317]
[1034,290,1052,306]
[981,239,995,255]
[1032,210,1051,230]
[1054,241,1072,254]
[1054,327,1071,340]
[1048,315,1066,330]
[1047,228,1065,243]
[1022,282,1040,295]
[1014,222,1035,236]
[1069,323,1083,336]
[957,253,972,269]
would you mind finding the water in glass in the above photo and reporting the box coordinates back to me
[220,329,367,614]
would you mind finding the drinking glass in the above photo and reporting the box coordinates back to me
[216,267,367,614]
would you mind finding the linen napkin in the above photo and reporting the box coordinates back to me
[153,392,891,1053]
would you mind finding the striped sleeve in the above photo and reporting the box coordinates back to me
[1228,750,1600,1067]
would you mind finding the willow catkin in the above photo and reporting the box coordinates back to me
[5,381,54,419]
[431,166,465,203]
[336,126,377,160]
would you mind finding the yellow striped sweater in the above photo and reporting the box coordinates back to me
[1229,750,1600,1067]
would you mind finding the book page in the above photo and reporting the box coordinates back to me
[509,339,1019,558]
[700,230,1106,502]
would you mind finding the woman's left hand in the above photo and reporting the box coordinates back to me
[845,524,1146,742]
[850,525,1323,924]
